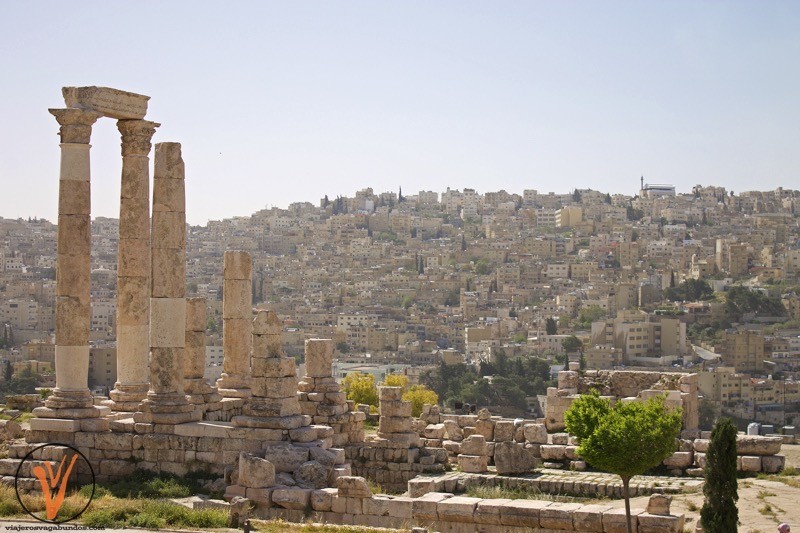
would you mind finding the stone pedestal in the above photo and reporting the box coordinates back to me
[233,310,309,431]
[107,119,159,411]
[217,251,252,398]
[35,108,104,424]
[297,339,365,446]
[184,297,222,412]
[136,142,199,425]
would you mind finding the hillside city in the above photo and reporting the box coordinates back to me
[2,181,799,428]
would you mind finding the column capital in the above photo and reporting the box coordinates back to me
[49,108,102,144]
[117,119,160,157]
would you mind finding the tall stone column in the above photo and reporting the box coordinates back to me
[136,142,199,425]
[216,251,252,398]
[38,108,102,419]
[185,297,222,410]
[108,119,159,411]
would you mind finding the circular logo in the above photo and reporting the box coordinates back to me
[14,442,95,524]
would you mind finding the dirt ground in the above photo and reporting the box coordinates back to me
[608,444,800,533]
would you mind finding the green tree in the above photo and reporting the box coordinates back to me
[342,372,379,407]
[335,342,350,354]
[3,360,12,382]
[577,305,607,327]
[403,385,439,417]
[545,317,558,335]
[567,395,682,533]
[665,279,713,302]
[700,418,738,533]
[561,335,583,356]
[564,390,611,442]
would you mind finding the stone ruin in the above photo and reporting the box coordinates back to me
[545,364,700,436]
[0,85,738,532]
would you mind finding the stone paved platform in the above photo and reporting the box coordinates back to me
[409,468,704,498]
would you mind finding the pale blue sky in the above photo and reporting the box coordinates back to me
[1,1,799,225]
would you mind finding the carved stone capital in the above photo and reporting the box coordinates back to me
[49,108,102,144]
[117,119,160,157]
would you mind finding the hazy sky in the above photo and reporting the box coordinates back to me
[2,2,799,225]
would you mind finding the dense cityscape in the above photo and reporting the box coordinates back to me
[3,181,799,428]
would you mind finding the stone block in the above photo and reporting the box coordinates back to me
[305,339,334,378]
[63,86,148,119]
[362,496,390,516]
[494,441,534,475]
[336,476,372,498]
[412,492,453,520]
[663,451,693,469]
[736,435,783,455]
[500,499,550,527]
[238,452,275,488]
[378,386,403,402]
[151,247,186,298]
[523,423,548,444]
[540,444,567,461]
[647,493,672,515]
[310,488,336,512]
[378,416,412,434]
[603,507,643,533]
[423,423,446,440]
[437,496,481,523]
[252,376,298,399]
[272,487,311,510]
[151,211,186,249]
[443,419,463,440]
[252,357,296,379]
[740,455,762,472]
[386,496,414,519]
[474,498,512,525]
[551,432,569,445]
[457,455,487,473]
[224,251,252,280]
[494,420,515,442]
[262,444,309,473]
[150,298,186,348]
[539,501,581,529]
[222,279,252,319]
[762,454,785,473]
[637,512,685,532]
[573,504,612,532]
[460,434,487,456]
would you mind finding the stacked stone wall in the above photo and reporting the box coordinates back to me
[243,476,685,532]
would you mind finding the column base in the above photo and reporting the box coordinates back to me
[105,382,149,411]
[134,392,201,424]
[216,373,251,398]
[43,388,95,410]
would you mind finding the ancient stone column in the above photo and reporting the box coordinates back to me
[184,297,221,409]
[297,339,365,445]
[39,108,102,418]
[233,310,312,436]
[216,251,252,398]
[136,142,199,425]
[108,119,159,411]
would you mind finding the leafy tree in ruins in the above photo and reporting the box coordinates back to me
[700,418,738,532]
[342,372,378,408]
[565,395,682,533]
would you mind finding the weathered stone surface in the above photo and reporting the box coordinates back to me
[500,499,550,527]
[310,488,336,512]
[460,434,487,456]
[637,512,685,532]
[423,423,446,440]
[305,339,334,378]
[63,86,149,119]
[762,454,786,473]
[539,501,581,529]
[647,493,672,515]
[238,452,275,488]
[494,420,515,442]
[262,444,310,473]
[540,444,567,461]
[294,460,330,490]
[443,419,463,440]
[663,451,693,469]
[457,454,488,473]
[736,435,783,455]
[437,496,481,523]
[573,504,613,531]
[336,476,372,498]
[523,423,548,444]
[494,441,534,475]
[740,455,762,472]
[271,487,311,510]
